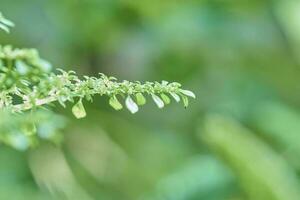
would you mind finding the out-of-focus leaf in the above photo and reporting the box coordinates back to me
[251,102,300,169]
[202,115,300,200]
[29,145,93,200]
[143,155,235,200]
[16,60,29,75]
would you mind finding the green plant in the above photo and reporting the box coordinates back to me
[0,12,195,150]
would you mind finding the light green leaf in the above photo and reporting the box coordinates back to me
[0,12,14,33]
[0,18,14,27]
[160,93,171,105]
[182,96,189,108]
[136,93,146,105]
[72,99,86,119]
[170,92,181,102]
[9,133,29,151]
[204,115,300,200]
[126,96,139,114]
[38,59,52,72]
[180,89,196,98]
[109,96,123,110]
[16,60,29,75]
[0,23,9,33]
[152,94,164,108]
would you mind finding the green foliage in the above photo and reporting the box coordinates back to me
[0,110,65,151]
[0,50,194,113]
[0,12,14,33]
[0,12,195,149]
[203,115,300,200]
[4,1,300,200]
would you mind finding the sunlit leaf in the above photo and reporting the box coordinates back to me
[204,115,300,200]
[0,12,14,33]
[180,89,196,98]
[72,99,86,119]
[152,94,164,108]
[0,23,9,33]
[0,18,14,27]
[109,96,123,110]
[170,92,181,102]
[125,96,139,114]
[136,93,146,105]
[160,93,171,105]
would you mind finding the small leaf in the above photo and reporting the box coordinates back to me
[180,89,196,98]
[152,94,164,109]
[182,96,189,108]
[160,93,171,105]
[109,96,123,110]
[38,59,52,72]
[0,18,14,27]
[58,96,67,108]
[9,133,29,151]
[136,93,146,105]
[170,92,181,102]
[16,60,29,75]
[0,23,9,33]
[72,99,86,119]
[126,96,139,114]
[162,80,169,86]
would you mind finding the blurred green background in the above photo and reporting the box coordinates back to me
[2,0,300,199]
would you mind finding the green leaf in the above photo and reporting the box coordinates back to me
[152,94,164,109]
[72,99,86,119]
[160,93,171,105]
[0,13,14,33]
[126,96,139,114]
[37,59,52,72]
[109,96,123,110]
[182,96,189,108]
[0,23,9,33]
[16,60,29,75]
[136,93,146,105]
[58,96,67,108]
[180,89,196,98]
[204,115,300,200]
[0,18,14,27]
[8,133,29,151]
[170,92,181,102]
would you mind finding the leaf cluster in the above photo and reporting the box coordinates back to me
[0,45,195,117]
[0,12,195,149]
